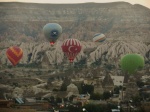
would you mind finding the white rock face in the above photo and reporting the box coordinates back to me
[88,41,111,63]
[0,49,9,65]
[12,87,24,98]
[20,42,37,64]
[105,41,149,66]
[0,40,149,67]
[45,41,64,64]
[147,45,150,60]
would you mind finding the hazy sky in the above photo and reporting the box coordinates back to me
[0,0,150,8]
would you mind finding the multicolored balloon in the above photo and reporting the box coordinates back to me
[61,39,82,63]
[93,33,106,42]
[120,54,145,74]
[6,46,23,66]
[43,23,62,45]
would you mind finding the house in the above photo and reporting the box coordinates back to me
[73,94,90,106]
[15,98,51,111]
[111,76,124,86]
[141,75,150,82]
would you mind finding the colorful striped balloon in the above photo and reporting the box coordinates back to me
[93,33,106,42]
[61,39,82,63]
[6,46,23,66]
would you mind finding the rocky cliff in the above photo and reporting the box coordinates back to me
[0,2,150,72]
[0,40,149,70]
[0,2,150,42]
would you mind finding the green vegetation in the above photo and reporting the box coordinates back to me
[114,86,122,94]
[103,91,112,100]
[90,93,103,100]
[81,83,94,94]
[23,63,39,68]
[83,103,119,112]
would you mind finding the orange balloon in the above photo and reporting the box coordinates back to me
[6,46,23,66]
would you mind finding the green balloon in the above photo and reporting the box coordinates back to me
[120,54,145,74]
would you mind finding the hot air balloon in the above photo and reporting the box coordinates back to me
[120,54,145,74]
[93,33,106,42]
[43,23,62,45]
[61,39,82,63]
[6,46,23,66]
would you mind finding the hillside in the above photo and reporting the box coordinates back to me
[0,2,150,43]
[0,2,149,73]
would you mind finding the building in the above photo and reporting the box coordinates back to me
[111,76,124,86]
[73,94,90,106]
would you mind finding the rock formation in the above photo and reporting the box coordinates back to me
[102,74,114,92]
[67,83,79,95]
[94,78,104,94]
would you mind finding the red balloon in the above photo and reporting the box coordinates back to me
[61,39,82,63]
[6,46,23,66]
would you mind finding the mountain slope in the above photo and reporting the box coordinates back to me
[0,2,150,42]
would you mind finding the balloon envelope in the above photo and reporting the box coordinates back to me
[43,23,62,45]
[6,46,23,66]
[120,54,145,74]
[61,39,82,63]
[93,33,106,42]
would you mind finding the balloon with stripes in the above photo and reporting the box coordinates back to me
[61,39,82,63]
[93,33,106,42]
[6,46,23,66]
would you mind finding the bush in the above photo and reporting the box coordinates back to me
[90,93,103,100]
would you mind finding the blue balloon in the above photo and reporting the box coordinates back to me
[43,23,62,45]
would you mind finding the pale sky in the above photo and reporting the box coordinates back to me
[0,0,150,8]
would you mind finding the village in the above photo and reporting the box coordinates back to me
[0,67,150,112]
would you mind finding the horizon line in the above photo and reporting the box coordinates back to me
[0,1,149,9]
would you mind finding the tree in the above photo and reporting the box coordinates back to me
[136,80,145,88]
[106,103,118,112]
[90,93,103,100]
[56,97,62,103]
[81,83,94,94]
[60,82,67,91]
[103,91,111,100]
[49,96,55,103]
[114,86,120,94]
[69,95,76,101]
[131,95,142,106]
[68,105,81,112]
[83,104,105,112]
[63,97,68,102]
[12,82,18,87]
